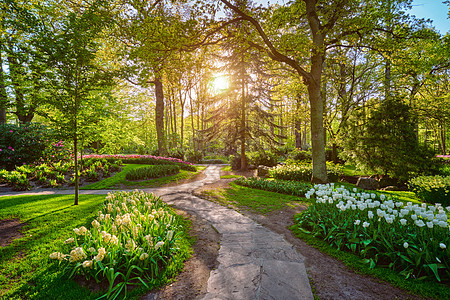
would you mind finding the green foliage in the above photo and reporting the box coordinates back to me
[247,151,278,167]
[125,165,180,181]
[229,154,246,170]
[201,158,227,164]
[1,170,30,191]
[0,123,52,170]
[341,99,435,181]
[409,175,450,206]
[50,191,191,299]
[270,162,343,182]
[287,149,312,162]
[297,184,450,283]
[235,177,312,197]
[184,150,203,164]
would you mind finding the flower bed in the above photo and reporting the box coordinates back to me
[235,177,311,197]
[296,184,449,282]
[270,162,343,182]
[125,165,180,181]
[83,154,196,171]
[49,190,191,298]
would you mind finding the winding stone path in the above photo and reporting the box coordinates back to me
[0,165,314,300]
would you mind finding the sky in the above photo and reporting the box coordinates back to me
[256,0,449,35]
[409,0,449,34]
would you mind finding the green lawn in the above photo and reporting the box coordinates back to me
[341,164,371,177]
[0,194,106,299]
[82,164,205,190]
[202,182,305,214]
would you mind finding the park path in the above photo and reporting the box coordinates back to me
[0,165,314,300]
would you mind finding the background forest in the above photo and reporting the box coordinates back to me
[1,0,450,182]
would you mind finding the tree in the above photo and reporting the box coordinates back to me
[342,97,434,181]
[38,1,115,205]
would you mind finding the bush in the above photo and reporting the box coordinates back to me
[125,165,180,181]
[0,123,53,170]
[49,190,190,299]
[287,149,312,162]
[229,154,246,170]
[235,177,311,197]
[270,162,343,182]
[409,175,450,206]
[184,150,202,164]
[247,151,278,167]
[200,159,226,164]
[83,155,196,172]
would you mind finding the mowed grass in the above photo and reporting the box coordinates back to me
[82,164,205,190]
[201,182,306,214]
[0,194,106,299]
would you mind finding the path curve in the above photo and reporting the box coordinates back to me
[1,165,314,300]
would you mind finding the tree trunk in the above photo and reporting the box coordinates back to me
[189,89,196,151]
[74,129,79,206]
[240,73,247,171]
[308,65,327,183]
[295,119,302,149]
[0,48,7,124]
[154,77,165,155]
[332,142,338,164]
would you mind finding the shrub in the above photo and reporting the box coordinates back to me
[229,154,246,170]
[83,155,195,172]
[200,159,226,164]
[247,151,278,167]
[184,150,202,164]
[0,123,52,170]
[297,184,450,282]
[287,149,312,162]
[235,177,311,197]
[409,175,450,206]
[49,190,190,299]
[270,162,343,182]
[125,165,180,181]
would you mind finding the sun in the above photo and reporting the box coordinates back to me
[212,74,229,92]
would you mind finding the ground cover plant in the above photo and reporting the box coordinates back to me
[49,190,191,299]
[235,177,311,197]
[296,183,450,284]
[0,158,122,191]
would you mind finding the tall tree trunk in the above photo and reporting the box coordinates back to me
[0,48,7,124]
[295,95,302,149]
[240,71,247,171]
[74,124,79,206]
[154,77,165,155]
[189,89,195,151]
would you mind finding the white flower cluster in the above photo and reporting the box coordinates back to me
[69,247,87,263]
[307,184,450,230]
